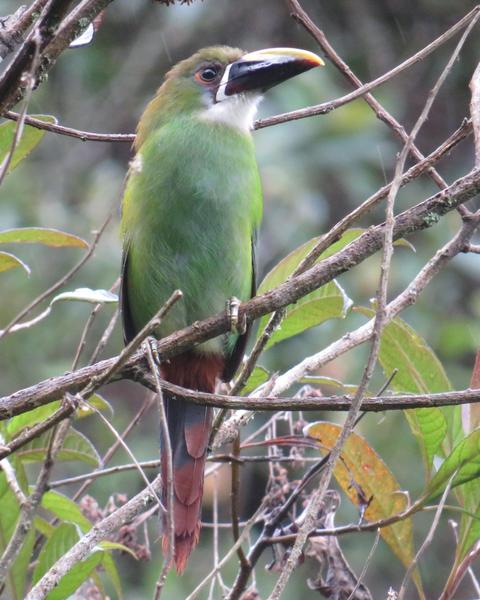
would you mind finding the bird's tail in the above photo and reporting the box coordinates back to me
[160,352,223,573]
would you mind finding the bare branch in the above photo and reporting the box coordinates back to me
[470,61,480,167]
[256,5,480,130]
[1,168,479,420]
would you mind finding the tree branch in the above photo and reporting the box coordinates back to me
[1,167,479,420]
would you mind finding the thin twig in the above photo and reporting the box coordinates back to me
[346,529,381,600]
[88,308,119,364]
[1,169,479,420]
[0,395,79,461]
[146,341,174,600]
[470,61,480,167]
[26,474,164,600]
[71,278,119,370]
[288,0,457,198]
[72,394,153,501]
[0,417,70,587]
[398,475,455,600]
[3,111,136,142]
[257,5,480,130]
[0,208,114,340]
[0,434,27,506]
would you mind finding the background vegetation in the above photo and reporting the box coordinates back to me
[0,0,479,598]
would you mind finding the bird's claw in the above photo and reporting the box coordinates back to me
[226,296,246,334]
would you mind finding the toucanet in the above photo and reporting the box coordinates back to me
[120,45,323,571]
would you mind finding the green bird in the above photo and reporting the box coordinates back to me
[120,45,323,571]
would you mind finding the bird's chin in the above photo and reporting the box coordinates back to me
[201,93,262,132]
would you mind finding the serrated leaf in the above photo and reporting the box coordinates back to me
[17,428,100,466]
[41,491,92,533]
[355,308,449,475]
[426,429,480,500]
[0,227,87,249]
[242,366,270,395]
[0,115,57,174]
[0,251,30,275]
[305,421,423,596]
[32,523,102,600]
[51,287,118,305]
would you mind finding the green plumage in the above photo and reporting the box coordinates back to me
[119,44,322,571]
[121,49,262,356]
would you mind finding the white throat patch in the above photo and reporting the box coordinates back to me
[200,93,262,133]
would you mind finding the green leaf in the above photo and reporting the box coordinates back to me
[258,279,352,350]
[6,402,61,438]
[77,394,113,419]
[6,396,111,440]
[51,287,118,305]
[256,232,358,349]
[17,428,100,466]
[456,479,480,562]
[257,229,363,294]
[355,308,449,475]
[0,460,30,600]
[0,115,57,174]
[242,366,270,395]
[0,227,88,249]
[0,251,30,275]
[426,429,480,500]
[9,529,35,600]
[34,516,56,539]
[305,421,423,596]
[41,491,92,533]
[100,540,138,559]
[300,375,358,395]
[32,523,78,584]
[32,523,102,600]
[102,553,123,599]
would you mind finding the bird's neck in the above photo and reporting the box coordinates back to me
[198,93,262,133]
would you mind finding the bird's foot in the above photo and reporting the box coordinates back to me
[226,296,246,334]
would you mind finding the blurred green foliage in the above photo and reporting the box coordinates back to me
[1,0,479,598]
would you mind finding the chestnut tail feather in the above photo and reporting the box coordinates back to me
[160,352,223,572]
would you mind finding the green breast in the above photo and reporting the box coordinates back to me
[122,116,262,355]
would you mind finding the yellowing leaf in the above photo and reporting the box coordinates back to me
[355,308,449,475]
[305,421,423,596]
[0,251,30,275]
[0,227,87,249]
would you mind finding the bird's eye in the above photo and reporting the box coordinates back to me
[200,67,219,82]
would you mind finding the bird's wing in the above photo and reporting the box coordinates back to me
[221,236,256,382]
[120,246,136,344]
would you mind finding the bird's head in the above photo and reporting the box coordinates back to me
[136,45,324,146]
